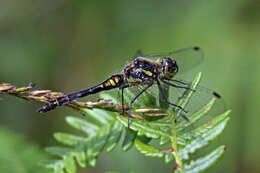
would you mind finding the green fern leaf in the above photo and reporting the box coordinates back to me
[87,124,112,167]
[54,133,86,146]
[122,129,137,151]
[134,139,165,158]
[178,110,231,160]
[106,120,124,152]
[115,72,230,172]
[117,115,171,140]
[42,72,230,173]
[182,145,226,173]
[41,110,116,172]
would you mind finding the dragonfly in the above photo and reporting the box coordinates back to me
[37,46,223,130]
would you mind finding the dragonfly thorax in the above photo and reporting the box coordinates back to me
[159,57,178,80]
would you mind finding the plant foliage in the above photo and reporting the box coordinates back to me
[40,72,231,173]
[0,126,51,173]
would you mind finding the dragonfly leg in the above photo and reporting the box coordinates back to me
[121,88,125,114]
[169,79,189,85]
[116,89,120,104]
[127,82,153,136]
[157,80,188,114]
[161,79,194,91]
[119,82,129,115]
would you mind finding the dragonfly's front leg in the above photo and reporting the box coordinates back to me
[119,82,130,115]
[156,80,190,121]
[126,82,153,136]
[161,79,194,91]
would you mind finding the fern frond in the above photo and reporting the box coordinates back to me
[41,73,230,173]
[40,113,124,172]
[0,72,231,173]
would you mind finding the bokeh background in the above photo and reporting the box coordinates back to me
[0,0,260,172]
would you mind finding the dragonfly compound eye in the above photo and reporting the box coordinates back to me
[161,57,178,79]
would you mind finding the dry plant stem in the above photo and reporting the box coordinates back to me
[135,108,168,116]
[0,82,147,120]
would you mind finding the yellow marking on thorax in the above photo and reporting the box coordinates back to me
[143,70,153,77]
[128,77,142,83]
[100,84,104,88]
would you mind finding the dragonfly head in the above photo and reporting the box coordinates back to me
[160,57,178,80]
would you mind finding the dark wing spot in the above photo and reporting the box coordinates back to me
[193,46,200,51]
[224,145,227,151]
[213,91,222,99]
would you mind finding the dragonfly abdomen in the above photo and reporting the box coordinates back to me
[37,74,124,113]
[68,74,124,101]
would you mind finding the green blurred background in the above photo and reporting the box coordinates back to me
[0,0,260,172]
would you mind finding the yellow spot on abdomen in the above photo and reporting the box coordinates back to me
[115,77,119,83]
[105,82,110,87]
[110,79,116,86]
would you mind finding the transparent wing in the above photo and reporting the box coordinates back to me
[165,77,226,130]
[136,46,204,74]
[120,84,162,110]
[119,78,225,131]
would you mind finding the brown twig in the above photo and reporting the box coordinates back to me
[0,82,165,120]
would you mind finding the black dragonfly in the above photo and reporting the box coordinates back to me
[37,46,223,130]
